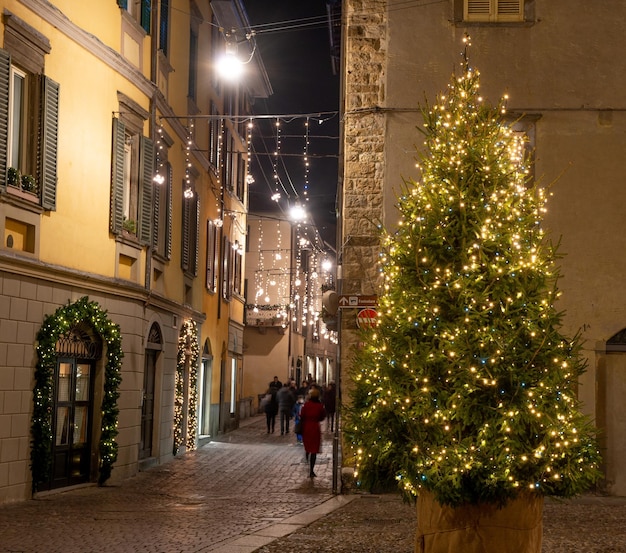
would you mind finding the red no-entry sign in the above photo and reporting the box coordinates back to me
[356,308,378,329]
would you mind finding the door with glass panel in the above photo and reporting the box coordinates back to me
[52,358,94,488]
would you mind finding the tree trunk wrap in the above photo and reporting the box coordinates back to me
[416,491,544,553]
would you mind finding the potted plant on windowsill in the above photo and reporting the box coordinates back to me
[20,174,39,195]
[7,167,20,188]
[6,167,39,199]
[122,218,137,234]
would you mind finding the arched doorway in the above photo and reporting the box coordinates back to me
[31,297,122,492]
[140,322,162,460]
[198,339,214,437]
[52,324,101,488]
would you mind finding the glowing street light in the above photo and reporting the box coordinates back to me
[289,203,307,223]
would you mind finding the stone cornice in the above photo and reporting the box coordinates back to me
[21,0,156,98]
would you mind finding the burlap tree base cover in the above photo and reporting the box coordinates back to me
[416,491,544,553]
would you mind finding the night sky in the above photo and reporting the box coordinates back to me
[243,1,340,249]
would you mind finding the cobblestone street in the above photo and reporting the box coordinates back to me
[1,415,625,553]
[0,416,340,553]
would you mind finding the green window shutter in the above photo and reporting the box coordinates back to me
[193,195,200,275]
[141,0,151,34]
[117,0,127,9]
[110,118,125,233]
[152,166,160,249]
[181,190,191,271]
[165,164,172,260]
[0,49,10,192]
[139,135,154,244]
[41,76,59,211]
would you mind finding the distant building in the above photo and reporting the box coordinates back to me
[340,0,626,495]
[243,214,337,406]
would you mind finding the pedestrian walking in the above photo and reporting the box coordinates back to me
[277,381,296,434]
[264,387,278,433]
[300,387,326,477]
[323,381,337,432]
[268,375,282,391]
[293,395,305,444]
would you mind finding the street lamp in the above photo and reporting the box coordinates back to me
[215,30,257,81]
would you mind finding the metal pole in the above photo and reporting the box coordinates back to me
[332,265,342,494]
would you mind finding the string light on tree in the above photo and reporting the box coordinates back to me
[346,35,601,509]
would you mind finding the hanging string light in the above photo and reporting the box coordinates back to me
[246,118,255,186]
[153,123,165,185]
[303,117,310,204]
[271,118,282,202]
[184,121,194,198]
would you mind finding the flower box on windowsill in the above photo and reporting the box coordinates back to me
[7,184,39,201]
[7,168,39,199]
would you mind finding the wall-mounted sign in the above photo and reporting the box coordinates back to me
[356,308,378,329]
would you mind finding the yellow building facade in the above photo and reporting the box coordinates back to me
[0,0,269,503]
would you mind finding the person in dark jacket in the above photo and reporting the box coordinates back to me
[323,381,337,432]
[277,381,296,434]
[263,387,278,433]
[300,387,326,477]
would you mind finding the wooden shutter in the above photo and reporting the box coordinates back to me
[497,0,522,19]
[141,0,151,34]
[193,195,200,275]
[159,0,169,54]
[152,166,161,250]
[110,118,125,233]
[206,220,217,291]
[166,165,172,259]
[466,0,523,21]
[138,135,154,244]
[182,189,191,271]
[0,49,10,191]
[41,76,59,210]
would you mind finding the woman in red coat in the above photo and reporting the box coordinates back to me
[300,387,326,477]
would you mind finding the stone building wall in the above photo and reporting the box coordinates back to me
[341,0,387,344]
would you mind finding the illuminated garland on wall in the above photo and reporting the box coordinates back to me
[173,319,200,454]
[31,297,123,490]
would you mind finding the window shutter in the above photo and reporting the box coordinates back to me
[139,135,154,244]
[41,76,59,211]
[193,195,200,275]
[0,49,10,191]
[182,190,191,271]
[152,168,160,249]
[497,0,522,18]
[466,0,523,21]
[466,0,491,17]
[117,0,127,9]
[166,165,172,259]
[159,0,169,55]
[110,118,125,233]
[141,0,151,34]
[206,220,217,291]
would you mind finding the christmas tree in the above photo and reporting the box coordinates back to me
[346,37,601,508]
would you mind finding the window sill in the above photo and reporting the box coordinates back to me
[1,188,43,214]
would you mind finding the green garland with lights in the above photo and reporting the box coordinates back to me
[31,296,123,491]
[345,41,601,508]
[173,319,199,454]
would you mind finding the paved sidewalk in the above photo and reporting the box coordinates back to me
[0,415,348,553]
